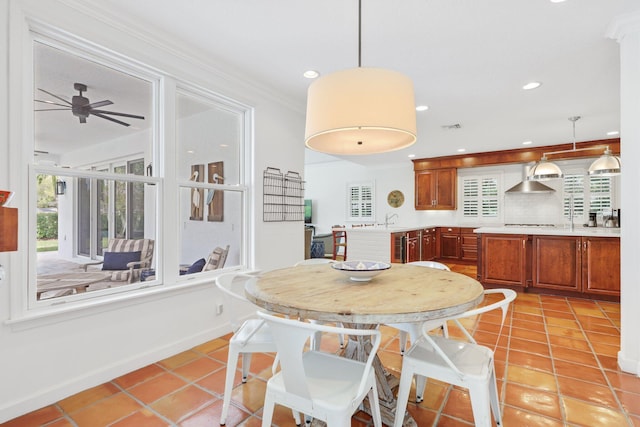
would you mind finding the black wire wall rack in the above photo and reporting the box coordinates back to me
[263,167,305,222]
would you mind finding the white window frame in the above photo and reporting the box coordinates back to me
[347,181,375,222]
[562,166,615,223]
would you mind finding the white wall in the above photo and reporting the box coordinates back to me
[0,0,305,422]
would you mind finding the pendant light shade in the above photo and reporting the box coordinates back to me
[304,67,417,155]
[528,155,564,181]
[588,146,621,176]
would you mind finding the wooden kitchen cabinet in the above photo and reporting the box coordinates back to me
[390,232,404,263]
[460,228,478,262]
[532,235,620,297]
[0,207,18,252]
[390,230,421,263]
[420,228,437,261]
[406,230,420,263]
[479,233,529,289]
[437,227,477,262]
[415,168,456,210]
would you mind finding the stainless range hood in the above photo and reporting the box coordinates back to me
[505,165,555,193]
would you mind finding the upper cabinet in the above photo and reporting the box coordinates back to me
[415,168,456,210]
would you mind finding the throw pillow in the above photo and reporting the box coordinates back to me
[102,251,142,270]
[186,258,206,274]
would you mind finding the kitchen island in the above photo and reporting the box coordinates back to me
[474,225,620,300]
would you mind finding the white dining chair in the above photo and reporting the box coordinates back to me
[393,288,517,427]
[385,260,451,354]
[257,311,382,427]
[214,273,300,426]
[294,259,345,350]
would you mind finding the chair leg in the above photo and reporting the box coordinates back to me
[399,330,408,354]
[488,367,502,426]
[261,392,276,427]
[220,346,240,425]
[468,382,493,427]
[368,383,382,427]
[241,352,252,382]
[393,368,414,427]
[414,374,427,403]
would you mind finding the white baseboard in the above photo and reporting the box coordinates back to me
[0,323,229,424]
[617,350,640,376]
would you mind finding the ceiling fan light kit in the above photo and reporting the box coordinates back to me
[304,0,416,155]
[35,82,145,127]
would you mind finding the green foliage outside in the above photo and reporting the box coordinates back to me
[37,212,58,239]
[37,239,58,252]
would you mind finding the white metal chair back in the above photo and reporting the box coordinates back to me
[257,311,382,427]
[407,260,450,270]
[393,288,516,427]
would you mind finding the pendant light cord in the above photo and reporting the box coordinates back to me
[358,0,362,67]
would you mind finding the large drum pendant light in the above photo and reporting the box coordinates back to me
[304,0,417,155]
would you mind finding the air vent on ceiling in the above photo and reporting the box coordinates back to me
[441,123,462,130]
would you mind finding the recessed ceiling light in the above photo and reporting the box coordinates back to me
[220,144,229,148]
[416,105,429,112]
[522,82,542,90]
[407,154,416,158]
[457,148,466,153]
[607,131,619,136]
[522,140,533,145]
[550,0,567,3]
[187,150,195,154]
[303,70,320,79]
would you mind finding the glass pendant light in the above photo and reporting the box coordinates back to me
[304,0,417,155]
[588,146,621,176]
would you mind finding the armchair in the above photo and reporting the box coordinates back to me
[83,238,155,283]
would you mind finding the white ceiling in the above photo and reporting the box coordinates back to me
[43,0,635,166]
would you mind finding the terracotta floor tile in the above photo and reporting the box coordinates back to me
[441,387,474,424]
[503,382,562,420]
[549,335,591,352]
[128,372,188,404]
[0,405,63,427]
[44,419,75,427]
[70,393,142,427]
[173,356,224,382]
[208,346,230,364]
[541,301,571,312]
[591,341,620,357]
[513,305,543,316]
[510,326,548,343]
[150,385,216,423]
[243,352,275,376]
[577,315,616,329]
[541,309,576,320]
[159,350,203,370]
[502,405,565,427]
[556,376,619,407]
[553,359,606,384]
[415,381,449,411]
[404,404,438,426]
[546,325,586,340]
[508,349,553,372]
[110,408,169,427]
[616,390,640,417]
[378,349,403,375]
[544,316,580,329]
[507,365,557,392]
[180,400,250,427]
[436,414,475,426]
[512,311,544,323]
[562,396,629,426]
[598,354,621,371]
[606,371,640,394]
[509,337,551,357]
[551,346,599,367]
[581,322,620,335]
[511,317,547,332]
[197,365,242,395]
[237,416,262,427]
[57,382,120,413]
[229,377,268,414]
[192,338,229,355]
[114,364,165,389]
[585,330,620,346]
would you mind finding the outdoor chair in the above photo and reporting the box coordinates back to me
[83,238,154,283]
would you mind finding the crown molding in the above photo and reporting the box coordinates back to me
[606,9,640,42]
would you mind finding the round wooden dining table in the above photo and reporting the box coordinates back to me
[244,262,485,426]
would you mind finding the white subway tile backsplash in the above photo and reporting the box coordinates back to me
[504,193,564,225]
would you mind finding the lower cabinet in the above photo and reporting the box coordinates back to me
[532,235,620,297]
[479,234,529,289]
[437,227,477,262]
[406,230,420,263]
[421,228,437,261]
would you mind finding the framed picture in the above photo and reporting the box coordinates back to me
[208,161,224,222]
[190,164,204,221]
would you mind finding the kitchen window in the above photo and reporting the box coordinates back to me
[563,172,613,221]
[460,175,500,220]
[347,182,375,222]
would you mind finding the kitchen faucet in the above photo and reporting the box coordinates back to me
[384,213,398,228]
[568,194,574,232]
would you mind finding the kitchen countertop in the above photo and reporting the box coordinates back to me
[474,225,621,237]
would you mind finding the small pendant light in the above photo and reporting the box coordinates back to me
[304,0,417,155]
[588,146,621,176]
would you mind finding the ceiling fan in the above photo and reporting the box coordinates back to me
[34,82,145,127]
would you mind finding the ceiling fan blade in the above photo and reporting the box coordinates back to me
[34,108,71,111]
[38,88,72,105]
[35,99,71,108]
[91,112,130,127]
[91,109,145,120]
[88,100,113,109]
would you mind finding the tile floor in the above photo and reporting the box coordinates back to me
[3,264,639,427]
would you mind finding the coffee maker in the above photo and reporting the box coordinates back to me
[588,212,597,227]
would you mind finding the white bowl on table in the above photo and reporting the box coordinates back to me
[331,260,391,282]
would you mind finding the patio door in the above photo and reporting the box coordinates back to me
[77,159,145,259]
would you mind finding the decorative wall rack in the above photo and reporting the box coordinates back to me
[263,167,305,222]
